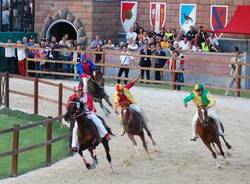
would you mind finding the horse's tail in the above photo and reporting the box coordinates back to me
[98,116,115,136]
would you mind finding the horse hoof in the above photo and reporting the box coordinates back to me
[94,159,98,165]
[86,163,92,170]
[152,140,156,146]
[216,165,221,169]
[227,145,232,150]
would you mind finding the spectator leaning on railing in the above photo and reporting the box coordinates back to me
[16,40,27,76]
[154,43,166,81]
[4,38,17,74]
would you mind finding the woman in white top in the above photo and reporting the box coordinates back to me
[117,45,134,84]
[5,38,17,74]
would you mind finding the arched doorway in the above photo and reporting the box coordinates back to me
[46,19,77,42]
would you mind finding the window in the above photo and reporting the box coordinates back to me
[0,0,34,32]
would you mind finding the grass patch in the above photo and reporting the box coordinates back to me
[0,108,69,179]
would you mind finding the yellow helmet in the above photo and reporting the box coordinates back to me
[115,84,124,92]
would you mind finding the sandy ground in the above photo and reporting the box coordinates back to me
[1,78,250,184]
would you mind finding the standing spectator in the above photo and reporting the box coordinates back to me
[117,46,134,84]
[16,40,27,76]
[73,45,83,80]
[209,33,222,52]
[155,43,166,81]
[186,41,198,52]
[139,43,152,82]
[34,43,46,77]
[225,47,241,96]
[95,43,103,71]
[48,42,57,78]
[90,35,103,49]
[186,26,197,42]
[126,27,137,43]
[133,22,141,34]
[5,38,17,74]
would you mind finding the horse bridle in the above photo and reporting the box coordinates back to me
[198,107,208,125]
[67,101,87,119]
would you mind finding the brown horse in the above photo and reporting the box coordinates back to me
[121,107,156,155]
[197,107,232,168]
[64,99,114,170]
[79,71,113,116]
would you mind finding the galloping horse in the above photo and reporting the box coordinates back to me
[197,107,232,168]
[121,106,156,155]
[80,70,113,116]
[64,99,114,170]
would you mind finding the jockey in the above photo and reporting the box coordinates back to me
[183,83,224,141]
[77,54,96,93]
[68,85,110,152]
[113,76,150,135]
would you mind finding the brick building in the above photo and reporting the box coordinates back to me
[1,0,250,47]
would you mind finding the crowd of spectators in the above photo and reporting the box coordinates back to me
[0,22,224,90]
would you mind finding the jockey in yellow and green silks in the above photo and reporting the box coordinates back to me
[184,83,224,141]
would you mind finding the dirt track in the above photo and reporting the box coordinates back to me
[1,79,250,184]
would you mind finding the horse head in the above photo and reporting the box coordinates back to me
[64,98,85,122]
[93,70,104,87]
[197,107,209,127]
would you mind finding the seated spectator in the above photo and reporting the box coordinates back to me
[90,34,103,49]
[165,27,173,40]
[126,26,137,43]
[177,29,185,41]
[171,28,178,38]
[138,27,144,40]
[119,41,126,49]
[102,39,115,49]
[179,37,189,52]
[201,39,211,52]
[160,36,169,49]
[209,33,222,52]
[186,41,198,52]
[186,26,197,42]
[127,38,138,51]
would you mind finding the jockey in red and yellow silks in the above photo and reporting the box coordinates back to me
[113,76,151,135]
[184,83,224,141]
[67,85,110,152]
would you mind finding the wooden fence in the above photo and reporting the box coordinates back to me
[0,72,75,177]
[0,115,71,177]
[23,47,250,97]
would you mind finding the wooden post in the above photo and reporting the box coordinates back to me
[34,78,38,114]
[25,57,28,77]
[5,72,9,108]
[58,83,63,122]
[236,63,242,97]
[46,117,53,166]
[102,52,105,77]
[171,60,177,90]
[12,125,20,177]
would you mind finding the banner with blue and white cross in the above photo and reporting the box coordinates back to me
[179,3,197,33]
